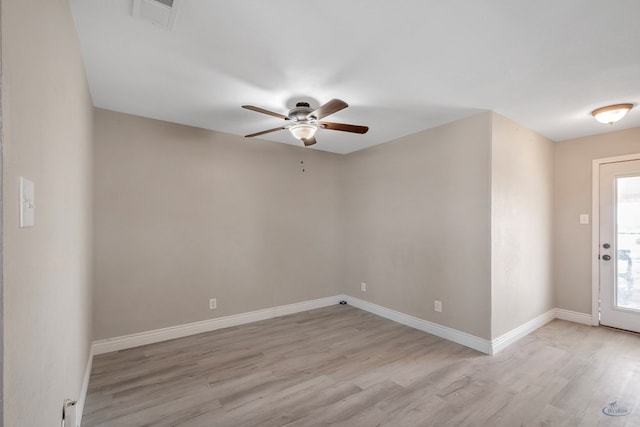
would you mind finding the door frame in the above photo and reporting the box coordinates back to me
[591,153,640,326]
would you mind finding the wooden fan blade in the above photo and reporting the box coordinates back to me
[302,136,317,147]
[319,122,369,134]
[309,99,348,120]
[245,126,287,138]
[242,105,289,120]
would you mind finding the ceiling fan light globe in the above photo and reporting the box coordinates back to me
[289,123,318,140]
[592,103,633,125]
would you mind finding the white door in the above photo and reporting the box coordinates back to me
[600,160,640,333]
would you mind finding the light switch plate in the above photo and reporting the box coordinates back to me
[20,177,35,228]
[579,214,589,225]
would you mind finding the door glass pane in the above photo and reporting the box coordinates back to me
[616,176,640,311]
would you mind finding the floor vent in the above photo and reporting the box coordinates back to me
[132,0,180,31]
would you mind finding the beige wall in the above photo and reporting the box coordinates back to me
[2,0,94,425]
[554,127,640,314]
[92,107,637,346]
[490,113,554,338]
[93,109,345,339]
[343,113,493,339]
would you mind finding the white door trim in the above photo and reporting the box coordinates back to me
[592,153,640,326]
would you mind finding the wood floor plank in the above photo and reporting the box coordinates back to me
[83,305,640,426]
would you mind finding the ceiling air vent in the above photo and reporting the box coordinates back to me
[132,0,180,31]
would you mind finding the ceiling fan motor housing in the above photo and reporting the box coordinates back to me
[289,102,315,122]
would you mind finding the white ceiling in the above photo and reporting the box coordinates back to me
[70,0,640,154]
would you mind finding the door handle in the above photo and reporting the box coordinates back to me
[602,254,611,261]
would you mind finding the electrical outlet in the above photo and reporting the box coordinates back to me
[209,298,217,310]
[434,300,442,312]
[361,282,367,292]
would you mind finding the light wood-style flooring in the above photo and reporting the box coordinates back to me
[83,305,640,426]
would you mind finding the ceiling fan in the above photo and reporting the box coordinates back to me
[242,99,369,147]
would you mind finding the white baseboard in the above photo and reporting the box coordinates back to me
[490,309,556,355]
[340,294,493,355]
[92,295,341,355]
[341,296,586,355]
[91,295,597,359]
[555,308,593,325]
[78,346,93,426]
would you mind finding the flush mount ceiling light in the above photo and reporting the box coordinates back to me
[592,103,633,125]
